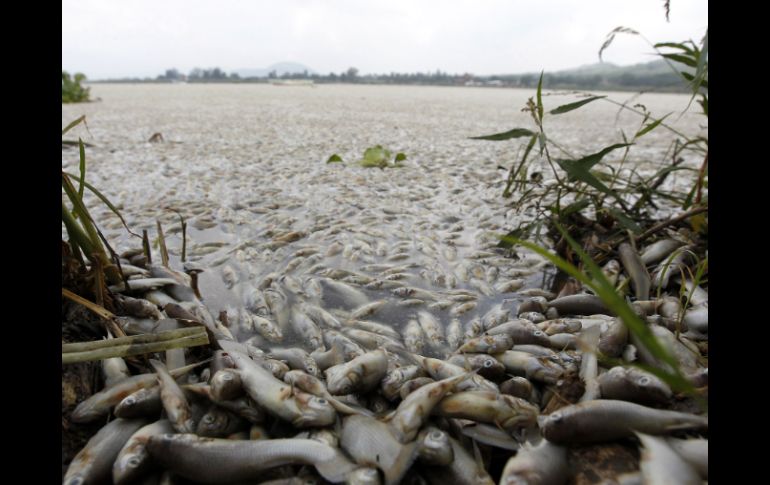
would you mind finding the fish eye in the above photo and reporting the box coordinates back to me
[307,366,317,374]
[66,477,84,485]
[123,396,135,405]
[429,430,444,440]
[315,398,327,405]
[221,372,233,381]
[638,376,650,386]
[483,359,494,368]
[203,414,215,423]
[550,412,562,423]
[534,331,545,337]
[127,457,141,468]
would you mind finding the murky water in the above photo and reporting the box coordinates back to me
[62,84,706,350]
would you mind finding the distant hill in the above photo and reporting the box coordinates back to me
[483,59,695,92]
[235,62,316,78]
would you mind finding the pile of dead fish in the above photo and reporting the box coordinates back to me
[64,233,707,484]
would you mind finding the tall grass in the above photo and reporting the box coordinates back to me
[62,71,91,103]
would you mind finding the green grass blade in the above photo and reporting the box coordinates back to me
[62,173,104,258]
[635,114,671,139]
[536,71,544,122]
[62,116,86,136]
[470,128,535,141]
[550,96,607,115]
[77,138,87,203]
[63,171,141,239]
[326,154,343,163]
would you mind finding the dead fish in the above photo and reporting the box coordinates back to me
[481,305,510,330]
[450,301,477,316]
[416,427,453,465]
[597,366,672,405]
[340,415,419,485]
[290,307,325,350]
[486,320,550,347]
[538,318,582,336]
[417,311,445,346]
[540,400,708,443]
[146,434,357,484]
[114,387,163,419]
[113,419,175,485]
[249,314,284,343]
[434,390,539,431]
[325,349,388,395]
[109,278,179,293]
[651,246,693,290]
[348,319,402,340]
[64,418,149,485]
[637,432,701,485]
[72,361,205,423]
[210,369,244,401]
[456,334,513,354]
[446,318,463,351]
[301,302,343,329]
[196,406,248,438]
[618,243,651,301]
[422,436,494,485]
[403,319,426,354]
[149,359,195,433]
[388,372,473,443]
[115,295,163,320]
[268,347,320,377]
[547,294,612,316]
[283,370,374,417]
[493,350,566,385]
[499,376,535,401]
[392,286,438,301]
[640,239,685,265]
[446,354,506,379]
[665,437,708,479]
[228,350,336,428]
[499,439,569,485]
[381,365,425,400]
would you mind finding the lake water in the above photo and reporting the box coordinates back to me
[62,83,707,346]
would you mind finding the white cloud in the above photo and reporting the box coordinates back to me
[62,0,708,79]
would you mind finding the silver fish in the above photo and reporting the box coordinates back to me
[64,418,149,485]
[540,400,708,443]
[499,439,569,485]
[637,432,701,485]
[146,434,358,484]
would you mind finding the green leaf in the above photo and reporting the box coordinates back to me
[536,71,544,122]
[470,128,535,141]
[77,138,87,203]
[570,143,632,171]
[635,114,670,139]
[654,42,695,55]
[694,30,708,85]
[63,171,142,238]
[556,158,614,195]
[62,116,86,136]
[363,145,391,164]
[394,153,407,162]
[550,96,607,115]
[680,72,708,89]
[660,53,697,68]
[326,154,343,163]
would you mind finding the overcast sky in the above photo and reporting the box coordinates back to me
[62,0,707,80]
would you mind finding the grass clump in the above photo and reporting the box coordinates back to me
[62,71,91,103]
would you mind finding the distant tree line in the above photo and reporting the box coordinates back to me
[95,64,688,93]
[62,71,91,103]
